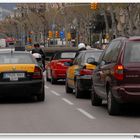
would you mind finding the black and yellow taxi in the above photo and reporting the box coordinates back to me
[0,49,45,101]
[65,48,103,98]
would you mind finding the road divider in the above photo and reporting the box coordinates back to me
[62,98,74,105]
[45,85,49,89]
[50,90,61,96]
[77,108,95,120]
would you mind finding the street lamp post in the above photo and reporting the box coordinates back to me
[89,21,92,46]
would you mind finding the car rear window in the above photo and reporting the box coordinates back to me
[84,51,102,63]
[124,41,140,63]
[0,53,35,64]
[45,52,55,61]
[60,52,76,59]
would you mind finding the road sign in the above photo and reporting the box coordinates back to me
[60,31,64,39]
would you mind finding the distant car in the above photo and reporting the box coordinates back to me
[0,50,45,101]
[46,50,77,84]
[65,49,103,98]
[91,36,140,115]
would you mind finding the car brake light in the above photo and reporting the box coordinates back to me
[80,69,92,76]
[114,65,124,80]
[32,66,42,79]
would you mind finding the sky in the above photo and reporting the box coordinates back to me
[0,3,16,11]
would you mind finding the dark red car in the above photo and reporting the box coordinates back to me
[91,36,140,115]
[46,50,77,84]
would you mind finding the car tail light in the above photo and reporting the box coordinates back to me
[80,69,92,76]
[114,65,124,80]
[32,66,42,79]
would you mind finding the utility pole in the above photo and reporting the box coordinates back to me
[63,10,68,47]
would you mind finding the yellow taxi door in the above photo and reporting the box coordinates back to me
[67,53,83,88]
[67,64,79,88]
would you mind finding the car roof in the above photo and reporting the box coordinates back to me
[42,47,78,52]
[128,36,140,41]
[111,36,140,42]
[80,48,103,53]
[0,49,30,54]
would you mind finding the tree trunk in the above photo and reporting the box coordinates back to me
[103,10,109,35]
[109,5,118,38]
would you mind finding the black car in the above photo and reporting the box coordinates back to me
[0,50,45,101]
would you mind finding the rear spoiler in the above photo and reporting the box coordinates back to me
[42,47,78,53]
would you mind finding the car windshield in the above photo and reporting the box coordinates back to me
[0,53,35,64]
[124,41,140,63]
[84,51,102,63]
[60,52,76,59]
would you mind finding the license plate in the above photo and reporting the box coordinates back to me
[3,73,25,81]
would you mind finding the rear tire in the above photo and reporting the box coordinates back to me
[91,85,102,106]
[75,79,82,98]
[51,71,57,84]
[46,70,50,81]
[107,88,120,115]
[51,77,57,84]
[37,86,45,102]
[65,79,73,93]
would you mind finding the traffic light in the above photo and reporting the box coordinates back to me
[28,31,33,35]
[60,31,64,39]
[48,31,53,38]
[28,38,32,43]
[55,31,59,38]
[67,32,71,41]
[90,3,97,10]
[28,34,32,44]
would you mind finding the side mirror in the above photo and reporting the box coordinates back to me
[64,62,73,66]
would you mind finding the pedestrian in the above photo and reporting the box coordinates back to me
[32,43,46,70]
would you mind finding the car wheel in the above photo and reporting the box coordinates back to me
[91,85,102,106]
[107,88,120,115]
[46,70,50,81]
[51,77,57,84]
[51,71,57,84]
[65,79,73,93]
[37,86,45,102]
[75,79,82,98]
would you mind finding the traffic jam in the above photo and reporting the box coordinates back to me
[44,36,140,116]
[1,3,140,135]
[0,36,140,117]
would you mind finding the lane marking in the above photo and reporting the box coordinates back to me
[50,90,61,96]
[62,98,74,105]
[45,85,49,89]
[77,108,96,120]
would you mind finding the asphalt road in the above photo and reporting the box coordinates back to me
[0,77,140,134]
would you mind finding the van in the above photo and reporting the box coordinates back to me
[91,36,140,115]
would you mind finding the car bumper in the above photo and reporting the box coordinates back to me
[0,80,44,97]
[112,85,140,103]
[77,75,92,91]
[52,69,66,79]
